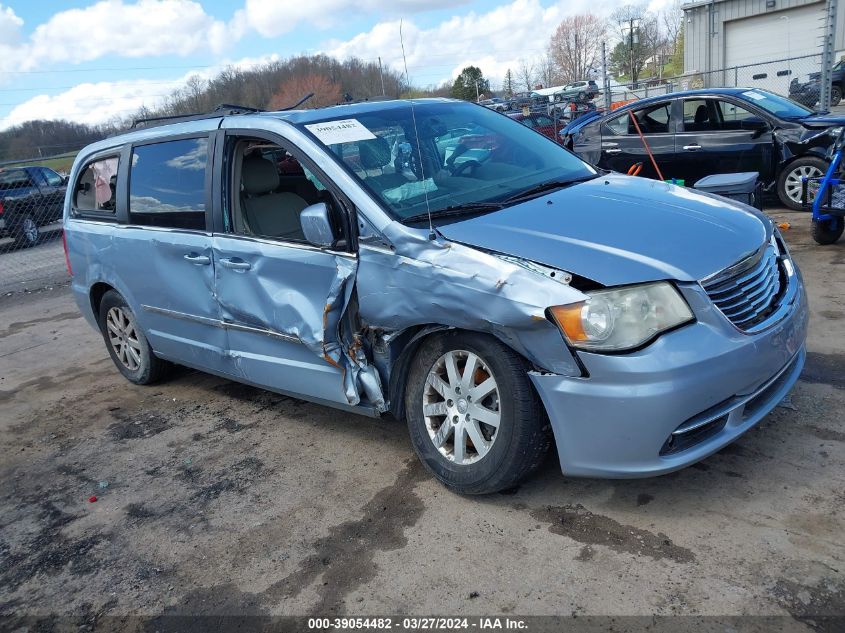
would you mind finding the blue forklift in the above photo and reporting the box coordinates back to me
[803,128,845,245]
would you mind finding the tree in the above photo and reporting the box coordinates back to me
[516,59,535,92]
[609,4,664,85]
[450,66,489,101]
[503,69,515,97]
[269,74,343,110]
[548,14,606,84]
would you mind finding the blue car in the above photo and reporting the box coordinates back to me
[64,99,808,494]
[560,87,845,210]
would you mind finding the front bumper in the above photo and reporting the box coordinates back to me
[530,276,809,478]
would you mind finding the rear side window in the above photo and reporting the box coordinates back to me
[0,169,33,190]
[129,138,208,230]
[75,156,119,213]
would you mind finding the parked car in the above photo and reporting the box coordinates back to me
[0,166,68,248]
[562,87,845,210]
[506,112,560,141]
[478,97,508,113]
[65,98,807,494]
[508,91,547,112]
[553,80,599,103]
[789,59,845,108]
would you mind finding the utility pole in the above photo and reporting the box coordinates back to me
[602,41,612,111]
[475,79,480,101]
[378,57,386,96]
[820,0,838,111]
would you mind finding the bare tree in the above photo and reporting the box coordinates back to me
[661,0,684,59]
[517,59,536,92]
[548,14,607,84]
[269,74,343,109]
[536,53,558,89]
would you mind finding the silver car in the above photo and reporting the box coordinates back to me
[64,99,808,493]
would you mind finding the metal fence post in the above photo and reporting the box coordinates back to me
[820,0,838,110]
[602,42,612,111]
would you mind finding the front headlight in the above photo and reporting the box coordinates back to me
[549,282,694,352]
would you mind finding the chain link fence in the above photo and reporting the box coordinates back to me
[0,163,70,295]
[604,54,825,110]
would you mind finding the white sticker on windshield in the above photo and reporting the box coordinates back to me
[742,91,765,101]
[305,119,376,145]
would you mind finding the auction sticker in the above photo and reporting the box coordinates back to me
[305,119,377,145]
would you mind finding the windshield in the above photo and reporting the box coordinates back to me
[739,89,814,119]
[300,101,595,221]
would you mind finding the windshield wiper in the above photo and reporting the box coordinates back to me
[504,174,599,204]
[401,201,506,225]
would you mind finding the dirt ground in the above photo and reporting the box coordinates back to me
[0,208,843,630]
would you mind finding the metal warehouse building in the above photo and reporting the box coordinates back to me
[682,0,841,91]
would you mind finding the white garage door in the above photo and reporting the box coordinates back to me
[725,3,824,94]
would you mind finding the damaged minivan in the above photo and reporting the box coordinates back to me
[64,99,808,494]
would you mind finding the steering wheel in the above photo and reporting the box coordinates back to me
[451,159,482,177]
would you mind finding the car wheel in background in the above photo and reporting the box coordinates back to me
[14,216,39,248]
[832,86,843,107]
[812,217,844,245]
[404,331,551,494]
[98,290,170,385]
[777,156,827,211]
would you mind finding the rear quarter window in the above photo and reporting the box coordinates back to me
[129,137,208,231]
[75,156,119,213]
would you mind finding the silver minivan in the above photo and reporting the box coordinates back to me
[64,99,808,493]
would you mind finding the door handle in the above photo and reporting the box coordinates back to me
[220,257,252,271]
[183,253,210,265]
[683,144,702,151]
[604,148,622,154]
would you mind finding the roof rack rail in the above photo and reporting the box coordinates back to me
[131,103,263,129]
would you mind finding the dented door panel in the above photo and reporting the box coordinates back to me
[211,234,358,406]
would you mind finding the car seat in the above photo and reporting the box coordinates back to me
[241,155,308,241]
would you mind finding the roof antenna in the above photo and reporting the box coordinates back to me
[400,19,435,240]
[281,92,314,111]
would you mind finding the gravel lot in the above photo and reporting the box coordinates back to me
[0,208,843,630]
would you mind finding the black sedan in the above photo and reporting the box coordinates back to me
[561,88,844,210]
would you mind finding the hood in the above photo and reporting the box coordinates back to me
[435,174,769,287]
[800,113,845,127]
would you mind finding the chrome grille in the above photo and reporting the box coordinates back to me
[703,243,785,331]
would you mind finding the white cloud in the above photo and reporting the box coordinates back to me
[237,0,471,38]
[0,78,187,129]
[0,0,236,74]
[325,0,613,89]
[0,54,285,130]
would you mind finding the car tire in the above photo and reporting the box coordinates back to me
[832,86,843,107]
[98,290,169,385]
[811,217,844,245]
[14,216,39,248]
[404,331,551,494]
[777,156,828,211]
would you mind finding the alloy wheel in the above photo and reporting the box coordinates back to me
[22,218,38,245]
[422,350,501,465]
[784,164,824,205]
[106,307,143,371]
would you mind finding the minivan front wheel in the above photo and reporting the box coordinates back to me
[778,157,827,210]
[404,332,550,494]
[98,290,169,385]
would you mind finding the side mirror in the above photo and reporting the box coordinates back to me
[300,202,336,248]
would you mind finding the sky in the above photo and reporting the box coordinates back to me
[0,0,672,131]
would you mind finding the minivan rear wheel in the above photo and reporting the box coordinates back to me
[98,290,169,385]
[404,331,551,494]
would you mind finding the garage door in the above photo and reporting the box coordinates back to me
[725,3,823,94]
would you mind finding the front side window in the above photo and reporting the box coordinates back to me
[129,138,208,230]
[41,168,64,187]
[301,101,595,221]
[75,156,119,212]
[226,137,345,246]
